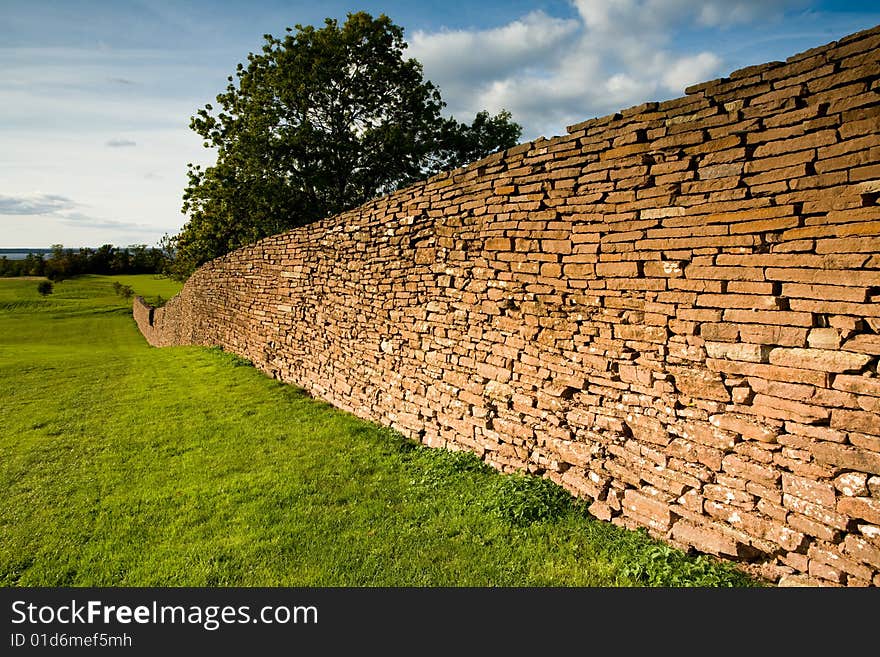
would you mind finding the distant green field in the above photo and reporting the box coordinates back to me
[0,275,758,586]
[103,274,183,305]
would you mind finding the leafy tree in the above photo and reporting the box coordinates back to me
[430,110,523,174]
[166,12,521,279]
[36,280,53,296]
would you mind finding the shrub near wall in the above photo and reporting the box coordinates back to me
[136,25,880,586]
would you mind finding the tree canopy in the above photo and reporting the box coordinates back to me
[165,12,521,279]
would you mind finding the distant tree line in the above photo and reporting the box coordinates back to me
[0,244,168,280]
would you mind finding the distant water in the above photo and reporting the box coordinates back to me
[0,249,53,261]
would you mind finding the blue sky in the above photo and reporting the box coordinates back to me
[1,1,879,248]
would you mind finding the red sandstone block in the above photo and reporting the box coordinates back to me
[814,82,874,114]
[703,484,755,508]
[599,143,652,160]
[812,441,880,475]
[642,260,684,277]
[491,417,534,441]
[625,413,671,446]
[784,283,869,303]
[731,216,801,234]
[666,203,794,227]
[841,334,880,356]
[751,379,816,404]
[551,440,592,467]
[514,238,536,252]
[789,298,880,318]
[790,170,851,191]
[719,252,868,267]
[752,393,830,424]
[588,500,613,520]
[838,497,880,525]
[701,322,739,341]
[745,163,812,186]
[808,559,847,585]
[816,236,880,254]
[753,129,838,157]
[638,235,758,251]
[777,573,836,587]
[784,493,850,530]
[596,261,640,278]
[563,263,595,279]
[768,347,871,373]
[484,237,512,251]
[705,341,768,363]
[765,267,880,287]
[818,134,880,161]
[844,535,880,569]
[642,470,689,499]
[670,519,742,557]
[686,266,764,281]
[708,359,828,387]
[604,459,643,488]
[648,223,727,240]
[782,473,836,508]
[761,96,819,123]
[723,309,813,327]
[669,366,730,402]
[655,130,706,150]
[833,374,880,397]
[852,163,880,182]
[680,421,739,450]
[722,454,780,486]
[788,511,842,543]
[768,523,808,552]
[815,145,880,173]
[622,489,676,529]
[830,409,880,436]
[835,472,870,497]
[710,414,779,443]
[542,239,572,254]
[746,121,807,145]
[704,503,772,546]
[852,433,880,456]
[703,146,748,165]
[743,150,814,174]
[696,293,781,309]
[615,324,668,343]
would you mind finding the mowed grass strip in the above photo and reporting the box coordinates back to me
[0,275,758,586]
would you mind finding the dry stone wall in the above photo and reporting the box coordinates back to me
[136,26,880,586]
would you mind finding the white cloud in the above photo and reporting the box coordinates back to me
[0,193,153,231]
[661,52,723,91]
[106,139,137,148]
[409,0,809,140]
[409,11,579,83]
[57,212,157,233]
[0,128,210,247]
[0,193,75,215]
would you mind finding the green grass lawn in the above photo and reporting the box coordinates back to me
[0,275,759,586]
[103,273,183,306]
